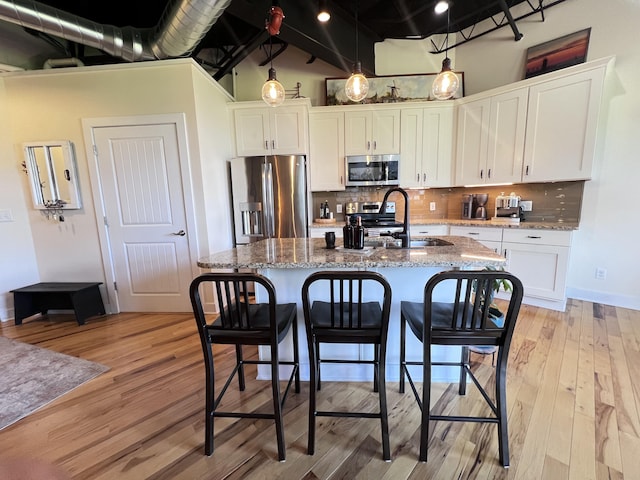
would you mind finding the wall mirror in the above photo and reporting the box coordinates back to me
[23,141,82,210]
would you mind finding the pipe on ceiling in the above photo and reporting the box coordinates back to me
[0,0,232,62]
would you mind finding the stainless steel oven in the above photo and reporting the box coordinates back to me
[345,154,400,187]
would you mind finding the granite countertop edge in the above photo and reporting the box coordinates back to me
[309,219,578,231]
[197,237,506,270]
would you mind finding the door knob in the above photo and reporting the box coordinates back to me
[171,230,186,236]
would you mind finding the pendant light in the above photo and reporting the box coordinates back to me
[431,1,460,100]
[262,5,286,107]
[344,2,369,103]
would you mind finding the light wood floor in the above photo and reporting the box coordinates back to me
[1,299,639,479]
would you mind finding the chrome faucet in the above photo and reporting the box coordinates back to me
[380,187,410,248]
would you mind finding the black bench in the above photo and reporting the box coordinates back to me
[11,282,105,326]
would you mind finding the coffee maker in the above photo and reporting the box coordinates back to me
[461,194,474,219]
[474,193,489,220]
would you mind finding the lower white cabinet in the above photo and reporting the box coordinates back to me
[449,225,503,253]
[309,226,343,238]
[410,224,449,236]
[450,225,572,310]
[501,229,571,303]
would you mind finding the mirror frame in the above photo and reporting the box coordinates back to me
[23,140,82,210]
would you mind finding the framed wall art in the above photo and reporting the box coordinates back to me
[325,72,464,106]
[524,28,591,79]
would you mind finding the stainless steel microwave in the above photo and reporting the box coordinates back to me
[345,154,400,187]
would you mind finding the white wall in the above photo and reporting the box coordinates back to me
[0,80,39,320]
[0,59,234,318]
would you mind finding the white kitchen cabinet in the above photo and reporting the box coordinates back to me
[410,224,449,236]
[449,225,503,253]
[309,111,345,191]
[309,226,343,238]
[501,229,571,302]
[231,103,308,157]
[455,87,528,185]
[400,105,454,188]
[450,225,571,309]
[344,107,400,155]
[522,66,606,182]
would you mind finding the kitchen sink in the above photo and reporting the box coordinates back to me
[385,238,453,249]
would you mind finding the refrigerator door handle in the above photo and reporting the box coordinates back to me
[262,162,275,238]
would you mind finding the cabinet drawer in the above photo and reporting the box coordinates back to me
[449,226,503,242]
[502,228,571,246]
[410,224,448,236]
[309,227,343,238]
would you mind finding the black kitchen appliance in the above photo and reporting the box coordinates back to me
[461,194,474,219]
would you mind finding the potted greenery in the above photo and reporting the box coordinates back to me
[469,266,513,355]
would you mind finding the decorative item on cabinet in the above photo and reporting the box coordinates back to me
[524,28,591,79]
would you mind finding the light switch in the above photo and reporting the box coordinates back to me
[0,209,13,222]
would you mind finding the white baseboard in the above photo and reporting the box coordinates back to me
[566,287,640,311]
[0,307,14,322]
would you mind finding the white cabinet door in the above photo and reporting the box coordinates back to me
[232,105,307,157]
[344,108,400,155]
[309,111,345,191]
[400,106,453,188]
[455,88,527,185]
[503,242,569,301]
[486,88,528,184]
[455,98,490,185]
[270,107,308,154]
[523,67,605,182]
[233,108,270,156]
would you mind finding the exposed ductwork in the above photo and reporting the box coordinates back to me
[0,0,232,62]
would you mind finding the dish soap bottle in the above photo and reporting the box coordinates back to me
[353,216,365,250]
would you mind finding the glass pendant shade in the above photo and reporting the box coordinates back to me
[262,67,285,107]
[431,57,459,100]
[345,62,369,102]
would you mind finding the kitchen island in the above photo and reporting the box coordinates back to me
[197,236,505,383]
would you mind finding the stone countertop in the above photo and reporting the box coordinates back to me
[309,219,578,231]
[197,237,506,270]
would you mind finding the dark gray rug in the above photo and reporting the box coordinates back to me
[0,336,109,430]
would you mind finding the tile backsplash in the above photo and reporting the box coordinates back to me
[312,181,584,224]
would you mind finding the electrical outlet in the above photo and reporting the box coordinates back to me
[595,268,607,280]
[336,204,342,214]
[429,202,436,211]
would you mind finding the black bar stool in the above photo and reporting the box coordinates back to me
[302,270,392,461]
[399,269,523,467]
[189,272,300,461]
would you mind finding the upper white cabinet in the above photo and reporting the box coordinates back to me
[400,105,454,188]
[230,101,308,157]
[522,66,606,182]
[455,87,528,185]
[344,107,400,155]
[309,110,345,191]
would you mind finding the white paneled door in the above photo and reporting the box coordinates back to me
[92,123,193,312]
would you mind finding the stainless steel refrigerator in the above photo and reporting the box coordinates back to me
[230,155,308,245]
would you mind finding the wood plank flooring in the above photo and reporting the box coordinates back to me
[0,299,639,479]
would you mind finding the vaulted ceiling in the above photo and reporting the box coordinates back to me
[0,0,566,77]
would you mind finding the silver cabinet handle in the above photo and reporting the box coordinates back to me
[480,169,484,179]
[265,140,269,149]
[367,141,371,151]
[271,140,275,149]
[373,140,377,150]
[423,173,426,182]
[527,235,542,239]
[467,232,479,235]
[488,168,492,178]
[172,230,186,236]
[525,165,530,176]
[416,173,420,182]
